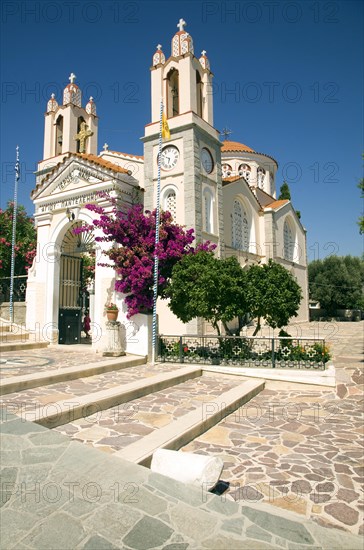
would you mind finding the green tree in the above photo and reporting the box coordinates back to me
[278,181,291,200]
[0,202,36,276]
[166,252,248,335]
[246,259,302,335]
[309,255,364,313]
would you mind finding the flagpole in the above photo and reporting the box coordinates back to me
[9,145,20,325]
[151,101,164,364]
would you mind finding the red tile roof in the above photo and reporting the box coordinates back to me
[222,175,243,183]
[221,140,278,166]
[264,199,289,210]
[79,154,130,174]
[221,140,255,153]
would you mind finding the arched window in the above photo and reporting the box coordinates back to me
[196,70,203,118]
[167,69,179,117]
[203,189,213,233]
[55,115,63,155]
[257,167,265,188]
[283,219,294,261]
[238,163,251,182]
[164,189,177,220]
[232,200,249,251]
[222,164,232,177]
[269,171,274,195]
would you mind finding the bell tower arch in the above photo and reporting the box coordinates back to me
[39,73,99,179]
[144,19,222,238]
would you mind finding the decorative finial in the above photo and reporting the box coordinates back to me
[89,96,93,101]
[103,143,109,151]
[51,93,55,99]
[221,127,232,141]
[69,72,76,84]
[157,44,162,50]
[177,18,186,32]
[201,50,207,56]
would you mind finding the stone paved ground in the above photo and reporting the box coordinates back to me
[0,362,179,412]
[182,321,364,535]
[2,412,363,550]
[0,345,107,378]
[1,320,363,543]
[53,374,243,453]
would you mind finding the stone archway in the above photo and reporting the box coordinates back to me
[58,222,95,344]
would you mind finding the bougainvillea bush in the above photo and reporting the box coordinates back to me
[74,197,215,317]
[0,202,36,275]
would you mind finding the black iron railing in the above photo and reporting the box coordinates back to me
[158,335,329,370]
[0,276,27,303]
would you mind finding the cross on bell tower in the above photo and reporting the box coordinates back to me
[177,18,186,31]
[74,121,94,153]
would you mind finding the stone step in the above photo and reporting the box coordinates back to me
[0,341,49,352]
[0,331,29,343]
[0,354,147,395]
[18,365,202,428]
[115,379,265,466]
[53,372,246,453]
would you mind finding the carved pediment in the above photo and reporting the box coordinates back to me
[37,160,109,200]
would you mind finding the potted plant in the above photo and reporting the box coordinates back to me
[105,302,119,321]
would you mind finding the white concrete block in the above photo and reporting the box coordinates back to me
[150,448,223,490]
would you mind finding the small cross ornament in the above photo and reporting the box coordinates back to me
[69,72,76,84]
[221,127,232,140]
[177,18,186,32]
[103,143,109,151]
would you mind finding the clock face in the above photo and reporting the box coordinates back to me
[160,146,179,171]
[201,148,214,174]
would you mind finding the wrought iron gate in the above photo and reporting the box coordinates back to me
[58,254,82,344]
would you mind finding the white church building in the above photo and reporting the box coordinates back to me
[26,19,308,354]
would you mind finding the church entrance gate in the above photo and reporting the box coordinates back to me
[58,254,83,344]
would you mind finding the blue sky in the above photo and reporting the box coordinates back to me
[1,0,363,261]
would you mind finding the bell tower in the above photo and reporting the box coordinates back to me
[143,19,223,255]
[38,73,98,178]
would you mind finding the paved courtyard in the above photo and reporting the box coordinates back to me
[1,320,363,545]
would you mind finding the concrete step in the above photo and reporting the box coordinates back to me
[0,332,29,343]
[0,341,49,352]
[18,365,202,428]
[115,379,265,466]
[0,354,147,395]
